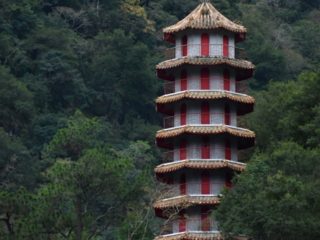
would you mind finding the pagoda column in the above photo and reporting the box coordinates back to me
[154,2,255,239]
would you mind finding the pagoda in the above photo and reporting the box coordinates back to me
[154,1,255,240]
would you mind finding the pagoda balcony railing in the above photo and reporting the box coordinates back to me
[162,44,247,60]
[160,217,217,235]
[163,81,248,95]
[156,184,225,200]
[163,113,237,129]
[161,147,237,163]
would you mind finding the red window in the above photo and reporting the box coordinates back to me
[201,207,210,231]
[225,172,233,189]
[201,33,210,56]
[201,102,210,124]
[201,68,210,89]
[225,141,231,160]
[223,69,230,91]
[182,35,188,56]
[223,35,229,57]
[224,104,230,125]
[201,138,210,159]
[179,213,186,232]
[201,172,210,194]
[180,140,187,160]
[180,70,187,91]
[180,174,187,195]
[180,103,187,125]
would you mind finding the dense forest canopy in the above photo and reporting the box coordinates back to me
[0,0,319,239]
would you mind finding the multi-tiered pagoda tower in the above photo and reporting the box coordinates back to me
[154,1,255,240]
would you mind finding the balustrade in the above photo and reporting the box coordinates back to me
[163,81,248,94]
[161,217,218,235]
[163,113,236,128]
[158,183,224,199]
[161,147,235,163]
[163,44,246,60]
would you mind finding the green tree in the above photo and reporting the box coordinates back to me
[217,142,320,239]
[10,112,156,240]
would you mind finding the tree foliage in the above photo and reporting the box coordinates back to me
[217,72,320,239]
[0,0,319,239]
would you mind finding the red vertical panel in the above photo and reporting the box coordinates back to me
[201,207,210,231]
[180,103,187,125]
[201,137,210,159]
[179,213,186,232]
[223,35,229,57]
[201,33,210,56]
[180,70,187,91]
[180,173,187,195]
[201,68,210,89]
[224,104,230,125]
[225,140,231,160]
[225,172,233,189]
[180,140,187,160]
[223,69,230,91]
[201,102,210,124]
[201,172,210,194]
[182,35,188,57]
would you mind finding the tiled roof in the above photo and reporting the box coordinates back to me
[155,232,222,240]
[155,160,246,174]
[156,125,255,139]
[155,232,249,240]
[156,91,255,105]
[154,195,220,210]
[156,57,254,70]
[163,2,246,34]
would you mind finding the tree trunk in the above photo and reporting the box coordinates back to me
[75,197,83,240]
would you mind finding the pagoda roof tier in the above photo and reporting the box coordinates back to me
[156,125,255,149]
[154,195,220,210]
[156,90,254,115]
[157,57,254,81]
[163,2,246,43]
[155,160,246,175]
[155,231,222,240]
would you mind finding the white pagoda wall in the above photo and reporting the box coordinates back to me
[172,137,238,162]
[175,30,235,59]
[173,66,236,92]
[173,101,237,126]
[171,207,219,233]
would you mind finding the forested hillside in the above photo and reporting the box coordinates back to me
[0,0,319,239]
